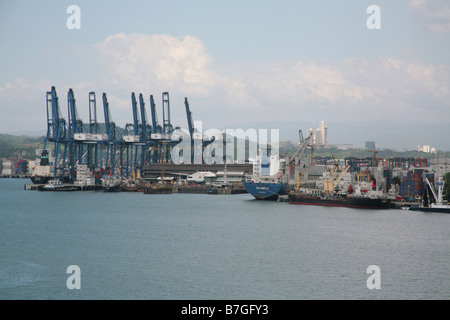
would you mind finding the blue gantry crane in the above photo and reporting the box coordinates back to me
[123,92,141,178]
[45,86,68,180]
[184,97,195,164]
[162,92,173,135]
[138,93,154,173]
[88,91,102,168]
[102,92,118,175]
[42,86,197,185]
[67,88,86,181]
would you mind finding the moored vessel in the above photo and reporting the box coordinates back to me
[289,162,390,209]
[244,151,288,200]
[102,175,121,192]
[103,183,121,192]
[289,193,391,209]
[30,149,52,184]
[244,181,287,200]
[143,184,173,194]
[409,177,450,213]
[38,179,79,192]
[207,187,219,195]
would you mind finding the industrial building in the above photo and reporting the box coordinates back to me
[307,121,328,146]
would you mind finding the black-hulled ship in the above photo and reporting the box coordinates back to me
[409,178,450,214]
[38,180,79,192]
[102,176,121,192]
[103,183,121,192]
[143,184,173,194]
[289,163,390,209]
[288,193,390,209]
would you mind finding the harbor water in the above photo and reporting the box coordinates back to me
[0,178,449,300]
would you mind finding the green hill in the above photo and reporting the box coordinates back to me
[0,134,45,160]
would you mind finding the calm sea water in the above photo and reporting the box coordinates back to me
[0,178,449,300]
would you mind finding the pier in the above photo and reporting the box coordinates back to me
[24,183,103,191]
[173,185,247,195]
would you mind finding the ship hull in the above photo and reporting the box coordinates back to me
[409,206,450,214]
[289,194,390,209]
[38,185,79,192]
[243,182,287,200]
[103,184,121,192]
[30,175,51,185]
[143,186,173,194]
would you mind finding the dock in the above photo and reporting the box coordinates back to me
[390,201,420,209]
[24,183,103,191]
[173,185,247,195]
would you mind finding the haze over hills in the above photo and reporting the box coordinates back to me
[1,131,449,162]
[219,120,450,152]
[5,118,449,152]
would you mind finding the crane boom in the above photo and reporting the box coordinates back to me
[162,91,172,134]
[150,95,160,133]
[131,93,140,136]
[89,92,98,134]
[425,177,439,203]
[102,93,115,141]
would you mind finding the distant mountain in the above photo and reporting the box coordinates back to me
[219,119,450,152]
[0,134,45,160]
[1,130,447,163]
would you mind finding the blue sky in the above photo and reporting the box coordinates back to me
[1,0,449,150]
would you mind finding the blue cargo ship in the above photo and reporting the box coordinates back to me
[244,151,288,200]
[244,181,287,200]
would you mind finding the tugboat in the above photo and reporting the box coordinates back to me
[207,187,219,195]
[103,182,121,192]
[409,177,450,214]
[120,179,140,192]
[143,184,173,194]
[102,175,121,192]
[38,179,79,192]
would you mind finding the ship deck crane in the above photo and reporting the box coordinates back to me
[285,130,313,179]
[425,177,439,204]
[323,164,351,195]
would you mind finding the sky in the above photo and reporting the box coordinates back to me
[0,0,449,150]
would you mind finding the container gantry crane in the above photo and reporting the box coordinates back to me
[67,88,85,181]
[102,92,121,175]
[123,92,141,178]
[88,91,102,168]
[45,86,68,181]
[184,97,195,164]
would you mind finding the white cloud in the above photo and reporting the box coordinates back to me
[409,0,450,32]
[95,33,219,97]
[222,57,450,124]
[1,33,449,135]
